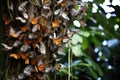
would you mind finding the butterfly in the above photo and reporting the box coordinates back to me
[37,64,45,71]
[32,24,40,33]
[30,16,40,25]
[43,0,49,4]
[16,17,26,23]
[10,53,29,64]
[3,14,11,25]
[20,26,29,32]
[24,39,31,45]
[52,20,61,28]
[35,64,45,73]
[2,43,13,50]
[9,27,22,38]
[61,0,66,6]
[53,38,62,45]
[10,53,21,59]
[18,1,28,11]
[25,58,29,64]
[18,34,25,40]
[57,0,66,6]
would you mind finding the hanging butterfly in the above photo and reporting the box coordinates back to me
[9,27,22,38]
[53,38,62,45]
[3,14,11,25]
[30,16,40,25]
[1,43,13,50]
[52,20,61,28]
[10,53,21,59]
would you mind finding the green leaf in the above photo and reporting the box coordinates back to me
[97,0,104,3]
[83,31,90,37]
[72,45,83,57]
[77,63,91,67]
[84,54,103,76]
[82,38,89,50]
[88,67,98,79]
[71,75,79,80]
[91,36,100,46]
[61,68,68,74]
[72,34,83,45]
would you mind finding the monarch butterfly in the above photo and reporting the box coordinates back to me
[35,64,45,72]
[20,26,29,32]
[3,14,11,25]
[52,20,61,28]
[10,53,21,59]
[53,38,62,45]
[30,16,40,25]
[61,0,66,6]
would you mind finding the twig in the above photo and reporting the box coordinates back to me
[68,41,71,80]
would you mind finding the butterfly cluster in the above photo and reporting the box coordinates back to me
[2,0,87,79]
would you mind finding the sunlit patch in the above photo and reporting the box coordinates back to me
[98,25,104,30]
[94,48,99,53]
[102,40,107,46]
[73,20,81,27]
[106,13,111,19]
[96,58,101,61]
[97,77,101,80]
[98,51,102,57]
[108,65,113,69]
[114,24,119,31]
